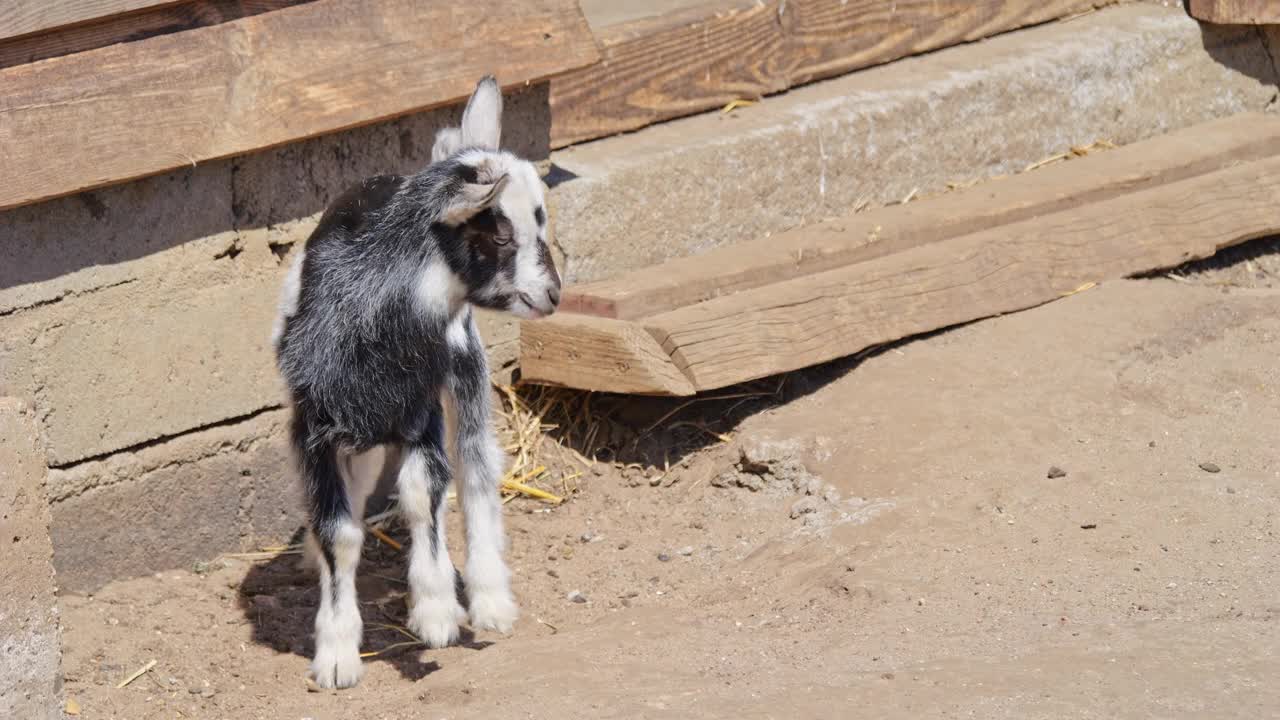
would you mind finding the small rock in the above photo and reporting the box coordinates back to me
[790,496,822,519]
[1080,523,1097,530]
[1148,441,1156,448]
[250,595,279,611]
[677,546,694,557]
[567,590,587,604]
[736,473,766,492]
[1047,466,1067,479]
[657,553,672,562]
[738,449,772,475]
[580,530,597,543]
[689,520,704,530]
[547,568,559,578]
[1199,462,1221,474]
[200,688,216,699]
[710,471,735,488]
[616,539,631,550]
[1226,487,1237,494]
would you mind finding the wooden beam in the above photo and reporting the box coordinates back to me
[0,0,598,211]
[520,314,695,396]
[1188,0,1280,24]
[0,1,312,70]
[643,155,1280,391]
[0,1,183,41]
[562,112,1280,320]
[550,0,1108,148]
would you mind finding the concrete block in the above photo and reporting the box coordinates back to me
[0,398,63,720]
[548,4,1280,284]
[0,163,235,315]
[18,270,283,466]
[47,409,296,593]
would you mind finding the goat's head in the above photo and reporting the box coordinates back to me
[431,76,561,320]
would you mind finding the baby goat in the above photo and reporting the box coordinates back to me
[272,76,561,688]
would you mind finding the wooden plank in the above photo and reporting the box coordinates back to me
[550,0,1107,148]
[1188,0,1280,24]
[0,0,598,211]
[0,0,312,70]
[520,314,695,396]
[0,1,182,41]
[643,155,1280,392]
[562,112,1280,320]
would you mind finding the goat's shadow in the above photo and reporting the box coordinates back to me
[235,524,493,683]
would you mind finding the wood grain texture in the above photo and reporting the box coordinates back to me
[0,0,598,211]
[563,112,1280,320]
[644,155,1280,391]
[550,0,1107,148]
[0,1,181,40]
[0,0,312,70]
[520,314,696,396]
[1188,0,1280,24]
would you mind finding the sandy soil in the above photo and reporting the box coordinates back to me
[58,262,1280,718]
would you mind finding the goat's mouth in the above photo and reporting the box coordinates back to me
[513,292,554,320]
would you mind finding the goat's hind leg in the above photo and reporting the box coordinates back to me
[298,427,367,688]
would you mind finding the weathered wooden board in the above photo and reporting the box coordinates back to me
[0,0,598,211]
[1188,0,1280,24]
[520,314,695,396]
[0,0,311,70]
[562,112,1280,320]
[644,155,1280,391]
[550,0,1108,148]
[0,1,181,40]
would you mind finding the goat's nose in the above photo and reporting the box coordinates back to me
[546,286,561,307]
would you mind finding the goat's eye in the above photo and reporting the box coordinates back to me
[493,234,513,246]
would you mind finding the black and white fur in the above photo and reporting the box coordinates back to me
[272,76,561,688]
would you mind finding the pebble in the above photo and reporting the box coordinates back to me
[580,530,598,543]
[1079,523,1097,530]
[200,688,217,699]
[567,590,587,604]
[1226,487,1237,494]
[1199,462,1221,474]
[677,546,694,557]
[617,539,631,550]
[1047,466,1067,479]
[790,496,821,519]
[657,553,672,562]
[547,568,559,578]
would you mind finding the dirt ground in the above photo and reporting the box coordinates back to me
[58,248,1280,719]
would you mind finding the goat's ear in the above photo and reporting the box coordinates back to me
[460,75,502,150]
[431,127,462,162]
[441,173,508,225]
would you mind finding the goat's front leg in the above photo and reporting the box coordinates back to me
[448,318,518,633]
[398,408,466,647]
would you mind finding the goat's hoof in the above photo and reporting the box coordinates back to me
[309,649,364,689]
[408,599,465,648]
[468,589,518,634]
